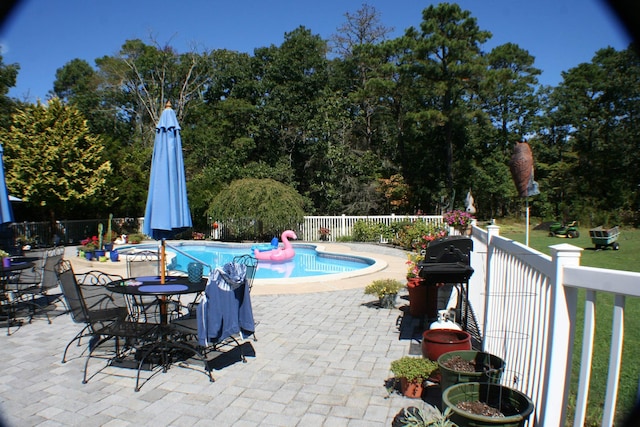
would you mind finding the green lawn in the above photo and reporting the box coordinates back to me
[502,225,639,426]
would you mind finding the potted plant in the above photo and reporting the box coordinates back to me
[390,356,438,399]
[437,350,504,395]
[406,252,438,318]
[442,382,534,426]
[443,210,475,236]
[364,278,404,309]
[319,227,331,241]
[80,236,99,260]
[0,249,10,267]
[392,404,455,427]
[102,230,119,251]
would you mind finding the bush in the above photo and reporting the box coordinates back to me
[208,178,305,241]
[392,219,448,251]
[364,279,405,297]
[352,220,385,242]
[390,356,438,382]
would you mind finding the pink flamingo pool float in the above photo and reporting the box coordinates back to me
[253,230,297,262]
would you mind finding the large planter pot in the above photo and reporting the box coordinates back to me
[442,382,534,427]
[421,329,471,361]
[84,251,94,261]
[399,377,425,399]
[407,278,438,318]
[437,350,504,394]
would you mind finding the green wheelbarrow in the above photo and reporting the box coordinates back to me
[589,226,620,250]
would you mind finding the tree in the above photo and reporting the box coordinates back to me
[207,178,306,240]
[0,98,112,222]
[95,39,213,146]
[403,3,491,205]
[330,3,393,57]
[481,43,541,145]
[0,54,19,129]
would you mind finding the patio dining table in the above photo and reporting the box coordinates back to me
[106,275,212,391]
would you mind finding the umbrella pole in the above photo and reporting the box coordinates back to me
[160,239,167,323]
[161,239,166,284]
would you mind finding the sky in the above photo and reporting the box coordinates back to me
[0,0,633,104]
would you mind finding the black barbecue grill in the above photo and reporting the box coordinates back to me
[418,235,474,328]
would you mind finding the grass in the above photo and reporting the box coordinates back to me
[501,223,639,426]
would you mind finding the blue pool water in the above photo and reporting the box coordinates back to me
[117,242,374,280]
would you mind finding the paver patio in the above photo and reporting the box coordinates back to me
[0,244,434,426]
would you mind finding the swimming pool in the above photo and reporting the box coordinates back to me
[115,241,382,282]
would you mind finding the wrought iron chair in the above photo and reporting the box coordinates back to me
[232,254,258,340]
[125,250,161,322]
[12,246,65,323]
[171,260,256,362]
[232,254,258,290]
[58,267,132,363]
[55,259,157,387]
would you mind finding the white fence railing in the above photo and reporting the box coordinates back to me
[301,214,442,242]
[470,224,640,426]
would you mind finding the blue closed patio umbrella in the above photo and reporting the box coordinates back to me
[0,144,14,225]
[143,101,192,240]
[143,101,192,287]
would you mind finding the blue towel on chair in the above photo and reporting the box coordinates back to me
[197,262,255,346]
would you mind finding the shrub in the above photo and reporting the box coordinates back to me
[352,219,385,242]
[364,279,405,297]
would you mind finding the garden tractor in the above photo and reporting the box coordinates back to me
[548,220,580,238]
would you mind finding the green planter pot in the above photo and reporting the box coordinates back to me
[438,350,504,395]
[442,382,534,427]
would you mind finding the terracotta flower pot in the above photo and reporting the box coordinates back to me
[421,328,471,361]
[399,377,425,399]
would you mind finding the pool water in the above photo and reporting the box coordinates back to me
[118,243,374,280]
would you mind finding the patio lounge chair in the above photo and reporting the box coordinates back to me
[55,259,157,387]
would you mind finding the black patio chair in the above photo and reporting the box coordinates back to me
[171,261,256,362]
[58,266,132,363]
[12,246,64,323]
[232,254,258,290]
[55,259,157,387]
[232,254,258,340]
[125,250,161,322]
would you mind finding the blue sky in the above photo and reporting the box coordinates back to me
[0,0,633,103]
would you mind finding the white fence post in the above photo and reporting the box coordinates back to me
[538,243,583,426]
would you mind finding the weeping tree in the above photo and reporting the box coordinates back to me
[207,178,306,241]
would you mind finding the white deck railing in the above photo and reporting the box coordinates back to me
[468,224,640,426]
